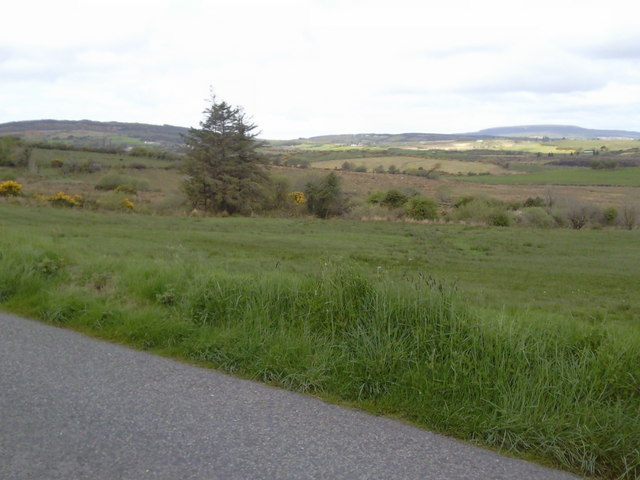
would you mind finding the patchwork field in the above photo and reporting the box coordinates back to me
[462,166,640,186]
[311,155,511,175]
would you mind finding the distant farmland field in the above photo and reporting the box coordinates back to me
[312,156,510,175]
[462,166,640,186]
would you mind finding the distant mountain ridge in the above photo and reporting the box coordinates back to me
[468,125,640,139]
[305,125,640,143]
[2,120,640,146]
[0,119,189,149]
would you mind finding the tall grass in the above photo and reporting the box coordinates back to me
[1,227,638,479]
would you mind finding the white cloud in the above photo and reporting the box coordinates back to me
[1,0,640,137]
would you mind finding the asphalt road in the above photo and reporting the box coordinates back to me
[0,312,582,480]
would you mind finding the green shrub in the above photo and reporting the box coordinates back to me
[381,189,408,209]
[451,197,513,226]
[341,161,355,171]
[519,207,555,228]
[96,192,134,211]
[550,209,568,227]
[366,191,385,205]
[524,196,545,207]
[0,137,18,166]
[95,172,149,192]
[602,206,618,226]
[489,211,513,227]
[406,196,439,220]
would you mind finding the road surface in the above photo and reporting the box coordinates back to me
[0,312,581,479]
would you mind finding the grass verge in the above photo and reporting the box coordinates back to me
[1,205,639,479]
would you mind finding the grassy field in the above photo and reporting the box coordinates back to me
[0,147,187,214]
[410,139,564,153]
[462,166,640,186]
[298,138,569,153]
[550,139,640,152]
[1,204,639,479]
[30,147,180,169]
[311,156,510,175]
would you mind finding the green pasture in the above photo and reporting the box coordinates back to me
[293,143,385,152]
[1,206,639,324]
[550,139,640,152]
[30,147,178,169]
[107,135,146,145]
[417,139,564,154]
[311,156,507,174]
[292,139,565,154]
[495,141,563,153]
[462,166,640,186]
[1,204,638,479]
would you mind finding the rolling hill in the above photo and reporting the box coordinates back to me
[0,119,189,150]
[3,120,640,149]
[469,125,640,140]
[302,125,640,143]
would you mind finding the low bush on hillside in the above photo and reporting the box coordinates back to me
[95,172,149,192]
[406,196,439,220]
[0,180,22,197]
[366,191,385,205]
[305,172,350,218]
[95,192,137,212]
[380,189,409,208]
[602,206,618,225]
[565,202,600,230]
[448,196,513,225]
[516,207,556,228]
[62,160,103,174]
[47,192,83,207]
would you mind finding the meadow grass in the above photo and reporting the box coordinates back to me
[311,156,506,174]
[1,204,639,479]
[462,166,640,186]
[31,147,176,169]
[550,139,640,152]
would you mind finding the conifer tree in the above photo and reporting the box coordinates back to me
[183,94,269,214]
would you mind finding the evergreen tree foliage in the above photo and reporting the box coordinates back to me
[182,95,269,214]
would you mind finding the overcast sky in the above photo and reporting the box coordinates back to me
[1,0,639,138]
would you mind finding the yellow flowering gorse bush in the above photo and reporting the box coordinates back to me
[0,180,22,197]
[48,192,83,207]
[287,191,307,205]
[121,198,134,210]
